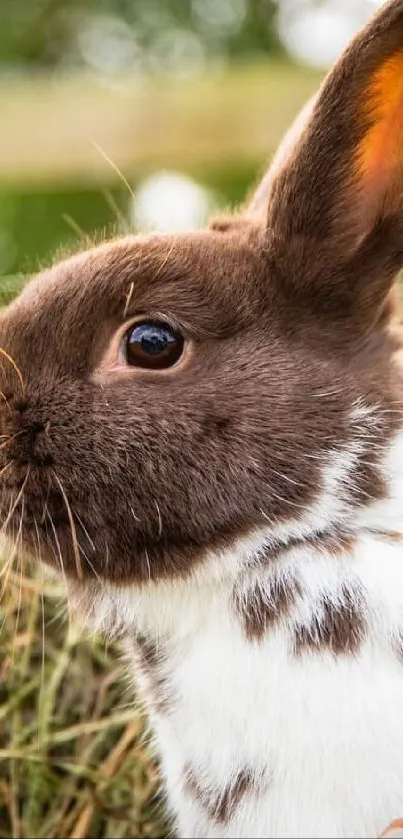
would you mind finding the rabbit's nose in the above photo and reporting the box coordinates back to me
[0,393,53,468]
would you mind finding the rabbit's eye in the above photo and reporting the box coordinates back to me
[123,321,184,370]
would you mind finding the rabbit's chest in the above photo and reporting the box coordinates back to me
[153,626,403,838]
[130,533,403,837]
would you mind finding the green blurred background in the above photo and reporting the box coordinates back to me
[0,0,385,293]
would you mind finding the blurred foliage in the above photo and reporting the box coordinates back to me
[0,166,256,277]
[0,184,128,277]
[0,568,170,838]
[0,0,284,277]
[0,0,281,73]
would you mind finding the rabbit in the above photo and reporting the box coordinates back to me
[2,0,403,836]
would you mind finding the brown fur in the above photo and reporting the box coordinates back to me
[233,571,302,642]
[183,766,257,824]
[133,633,173,714]
[233,531,359,643]
[293,584,367,657]
[0,0,402,591]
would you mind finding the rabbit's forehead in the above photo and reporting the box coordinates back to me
[9,227,268,343]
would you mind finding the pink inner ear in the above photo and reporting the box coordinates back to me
[357,50,403,215]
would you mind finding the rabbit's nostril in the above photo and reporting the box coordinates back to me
[31,420,45,434]
[41,453,54,467]
[14,400,28,414]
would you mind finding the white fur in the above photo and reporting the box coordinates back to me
[71,426,403,838]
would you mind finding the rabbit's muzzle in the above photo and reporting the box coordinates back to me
[0,382,79,569]
[0,390,54,470]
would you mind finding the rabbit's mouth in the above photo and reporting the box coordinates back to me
[0,465,94,581]
[0,383,102,580]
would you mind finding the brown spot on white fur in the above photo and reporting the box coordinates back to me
[183,766,257,824]
[133,633,173,714]
[234,530,358,643]
[350,457,388,508]
[264,528,357,562]
[234,571,301,642]
[293,584,366,657]
[309,530,357,557]
[371,530,403,544]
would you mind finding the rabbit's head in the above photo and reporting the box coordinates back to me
[0,0,403,590]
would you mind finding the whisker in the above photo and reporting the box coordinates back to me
[2,470,30,534]
[11,501,25,669]
[0,553,18,641]
[123,282,135,318]
[0,347,24,393]
[155,500,162,539]
[30,521,47,710]
[0,460,14,482]
[0,501,16,586]
[0,551,16,581]
[0,390,12,414]
[38,562,46,738]
[269,467,303,488]
[0,432,23,452]
[144,547,151,582]
[0,490,16,544]
[0,553,17,639]
[92,141,135,200]
[61,213,91,245]
[53,472,83,580]
[102,189,130,234]
[104,541,110,570]
[75,512,96,552]
[154,236,178,280]
[79,545,101,582]
[46,512,68,586]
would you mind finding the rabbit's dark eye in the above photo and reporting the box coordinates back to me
[123,321,184,370]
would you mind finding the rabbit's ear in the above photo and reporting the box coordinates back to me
[262,0,403,326]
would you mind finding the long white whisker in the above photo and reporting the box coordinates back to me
[155,500,163,539]
[75,512,96,552]
[2,470,30,534]
[46,512,68,586]
[52,471,83,580]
